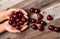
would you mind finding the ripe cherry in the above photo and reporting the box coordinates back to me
[40,21,46,26]
[30,8,35,13]
[22,17,27,22]
[47,15,53,21]
[31,24,37,30]
[48,25,54,31]
[36,19,41,24]
[54,27,60,32]
[37,14,43,19]
[38,26,44,31]
[31,19,36,23]
[34,8,40,13]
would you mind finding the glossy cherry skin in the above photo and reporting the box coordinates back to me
[22,17,27,22]
[38,26,44,31]
[40,21,46,26]
[37,14,43,19]
[34,8,40,13]
[15,25,20,30]
[30,8,35,13]
[48,25,54,31]
[31,24,37,30]
[15,18,20,22]
[20,21,24,25]
[8,20,13,25]
[47,15,53,21]
[31,19,36,23]
[54,27,60,32]
[36,19,41,24]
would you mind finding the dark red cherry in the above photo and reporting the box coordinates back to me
[38,26,44,31]
[18,13,23,17]
[36,19,41,24]
[22,17,27,22]
[31,24,37,30]
[31,19,36,23]
[10,17,15,21]
[48,25,54,31]
[30,8,35,13]
[8,21,13,25]
[54,27,60,32]
[34,8,40,13]
[15,26,20,30]
[19,21,24,25]
[40,21,46,26]
[13,23,16,27]
[37,14,43,19]
[47,15,53,21]
[15,18,20,22]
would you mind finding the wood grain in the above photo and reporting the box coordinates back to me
[0,0,60,39]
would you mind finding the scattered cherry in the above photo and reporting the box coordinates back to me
[31,19,36,23]
[47,15,53,21]
[34,8,40,13]
[30,8,40,13]
[54,27,60,32]
[30,8,35,13]
[37,14,43,19]
[48,25,54,31]
[38,26,44,31]
[19,21,24,25]
[40,21,46,26]
[36,19,41,24]
[31,24,37,30]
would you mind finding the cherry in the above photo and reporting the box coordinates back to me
[31,19,36,23]
[19,21,24,25]
[36,19,41,24]
[30,8,35,13]
[10,17,15,21]
[47,15,53,21]
[15,25,20,30]
[22,17,27,22]
[18,13,23,18]
[13,23,16,27]
[8,21,13,25]
[48,25,54,31]
[15,18,20,22]
[34,8,40,13]
[37,14,43,19]
[54,27,60,32]
[38,26,44,31]
[13,14,18,18]
[40,21,46,26]
[31,24,37,30]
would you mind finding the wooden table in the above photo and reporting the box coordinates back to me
[0,0,60,39]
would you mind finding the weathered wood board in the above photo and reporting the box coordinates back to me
[0,0,60,39]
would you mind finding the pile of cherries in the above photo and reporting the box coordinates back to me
[30,8,60,32]
[8,11,27,30]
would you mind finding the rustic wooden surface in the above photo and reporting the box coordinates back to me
[0,0,60,39]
